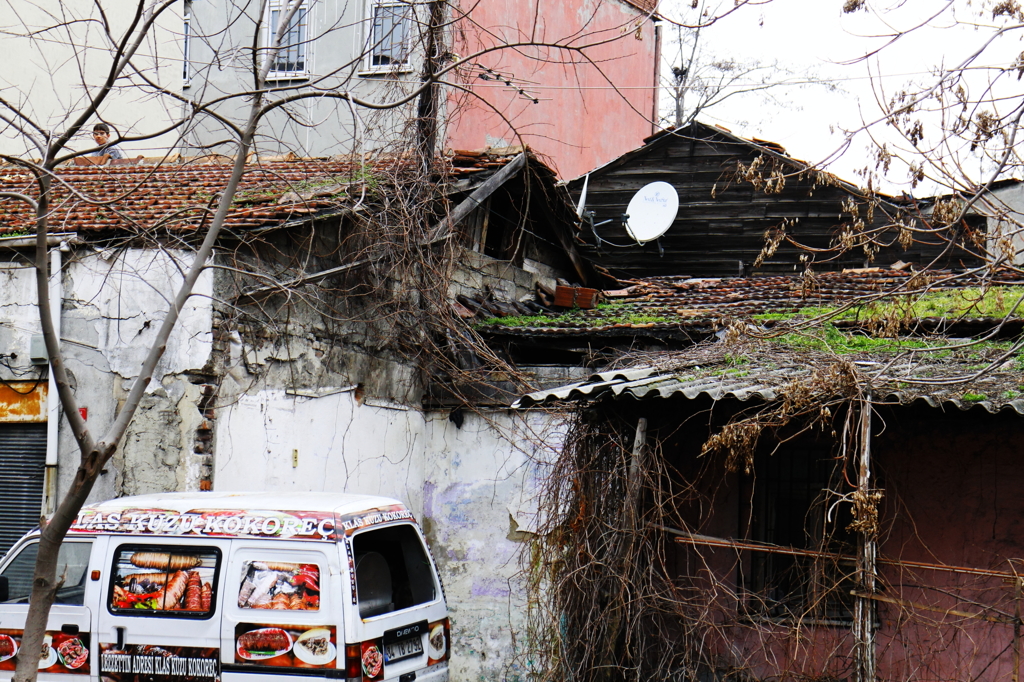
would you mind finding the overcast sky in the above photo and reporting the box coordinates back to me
[660,0,1021,194]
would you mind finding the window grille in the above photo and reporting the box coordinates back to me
[369,2,412,68]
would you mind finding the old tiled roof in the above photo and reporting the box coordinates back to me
[474,269,1024,339]
[0,152,525,235]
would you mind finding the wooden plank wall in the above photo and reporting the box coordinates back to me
[571,128,982,280]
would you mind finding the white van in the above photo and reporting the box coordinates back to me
[0,492,449,682]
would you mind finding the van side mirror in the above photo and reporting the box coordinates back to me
[0,576,8,602]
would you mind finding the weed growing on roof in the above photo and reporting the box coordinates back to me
[343,167,380,189]
[772,323,938,353]
[754,287,1024,324]
[1003,390,1021,400]
[480,312,580,327]
[723,353,749,365]
[603,313,672,325]
[233,187,279,202]
[712,367,750,378]
[479,309,672,328]
[962,392,988,402]
[291,177,349,197]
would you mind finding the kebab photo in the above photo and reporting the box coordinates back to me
[237,561,319,610]
[236,628,292,660]
[111,551,214,611]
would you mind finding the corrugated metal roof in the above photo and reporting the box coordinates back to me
[513,361,1024,416]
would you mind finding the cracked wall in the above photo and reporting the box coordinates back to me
[0,247,215,505]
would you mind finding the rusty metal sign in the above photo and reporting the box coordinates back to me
[0,382,47,423]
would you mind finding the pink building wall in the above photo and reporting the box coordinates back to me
[446,0,659,180]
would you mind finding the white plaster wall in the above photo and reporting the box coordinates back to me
[215,388,429,507]
[420,410,564,682]
[66,248,214,381]
[0,261,44,373]
[0,245,216,503]
[215,392,565,682]
[0,247,215,390]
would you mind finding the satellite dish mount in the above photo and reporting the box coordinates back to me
[581,181,678,256]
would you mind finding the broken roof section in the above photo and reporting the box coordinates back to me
[513,343,1024,416]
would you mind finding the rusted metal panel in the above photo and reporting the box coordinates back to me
[554,286,601,309]
[0,382,48,423]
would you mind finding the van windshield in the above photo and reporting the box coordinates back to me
[1,541,92,605]
[352,525,436,618]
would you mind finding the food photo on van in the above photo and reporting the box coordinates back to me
[0,492,450,682]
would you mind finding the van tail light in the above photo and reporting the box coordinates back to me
[345,643,362,679]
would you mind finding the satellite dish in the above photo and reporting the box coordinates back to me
[624,181,679,243]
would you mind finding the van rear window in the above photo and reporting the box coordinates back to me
[352,525,436,618]
[109,547,219,617]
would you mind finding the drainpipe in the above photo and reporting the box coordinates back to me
[43,242,66,516]
[853,395,876,682]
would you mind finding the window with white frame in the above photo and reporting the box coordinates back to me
[266,0,309,77]
[367,1,413,70]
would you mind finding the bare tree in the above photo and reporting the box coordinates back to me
[0,1,655,681]
[834,0,1024,267]
[659,0,831,129]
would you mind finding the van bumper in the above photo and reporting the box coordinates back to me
[389,662,448,682]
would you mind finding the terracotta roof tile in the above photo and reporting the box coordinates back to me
[473,269,1024,337]
[0,152,523,236]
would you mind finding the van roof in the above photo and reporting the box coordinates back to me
[80,491,405,517]
[69,492,415,542]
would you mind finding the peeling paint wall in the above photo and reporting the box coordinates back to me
[0,247,215,505]
[0,261,47,388]
[58,247,215,502]
[421,411,562,682]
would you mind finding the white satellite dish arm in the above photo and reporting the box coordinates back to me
[575,173,590,218]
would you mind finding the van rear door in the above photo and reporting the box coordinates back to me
[0,536,95,681]
[96,539,228,682]
[221,542,340,682]
[345,523,449,682]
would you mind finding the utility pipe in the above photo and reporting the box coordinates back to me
[43,242,66,515]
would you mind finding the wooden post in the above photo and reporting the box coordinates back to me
[628,417,647,494]
[1014,577,1021,682]
[853,398,876,682]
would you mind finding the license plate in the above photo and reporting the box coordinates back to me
[384,637,423,663]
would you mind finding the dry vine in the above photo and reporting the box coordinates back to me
[519,338,1024,682]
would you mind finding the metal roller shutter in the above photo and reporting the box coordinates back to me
[0,423,46,555]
